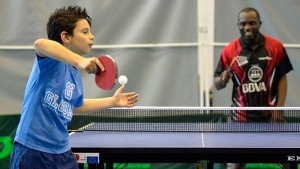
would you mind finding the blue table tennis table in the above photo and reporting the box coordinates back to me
[70,122,300,169]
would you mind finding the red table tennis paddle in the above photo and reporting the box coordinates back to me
[225,56,238,77]
[95,55,118,90]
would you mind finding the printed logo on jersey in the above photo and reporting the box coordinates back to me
[242,65,266,93]
[258,56,273,61]
[65,82,75,100]
[237,56,248,66]
[248,65,263,82]
[43,82,75,120]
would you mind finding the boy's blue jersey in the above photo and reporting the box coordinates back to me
[15,54,84,154]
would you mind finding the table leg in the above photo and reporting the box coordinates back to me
[206,162,214,169]
[87,163,102,169]
[78,163,84,169]
[290,163,298,169]
[106,162,113,169]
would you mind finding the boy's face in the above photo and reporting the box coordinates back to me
[68,19,94,55]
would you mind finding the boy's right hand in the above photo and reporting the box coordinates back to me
[78,57,105,74]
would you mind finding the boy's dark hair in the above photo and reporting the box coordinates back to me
[47,6,92,44]
[238,7,261,21]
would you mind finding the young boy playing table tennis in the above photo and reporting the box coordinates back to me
[10,6,138,169]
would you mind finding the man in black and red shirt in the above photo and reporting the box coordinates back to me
[214,7,293,122]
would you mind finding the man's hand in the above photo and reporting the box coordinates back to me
[220,70,232,86]
[271,110,285,123]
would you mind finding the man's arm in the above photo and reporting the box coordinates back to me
[214,76,225,90]
[214,70,231,90]
[277,75,288,107]
[272,75,288,122]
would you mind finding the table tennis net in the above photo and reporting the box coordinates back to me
[68,106,300,132]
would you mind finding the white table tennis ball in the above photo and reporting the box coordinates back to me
[118,75,128,85]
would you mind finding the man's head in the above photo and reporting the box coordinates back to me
[237,7,262,46]
[47,6,94,55]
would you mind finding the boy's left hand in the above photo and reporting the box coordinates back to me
[113,85,138,107]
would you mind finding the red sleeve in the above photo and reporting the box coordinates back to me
[214,38,241,77]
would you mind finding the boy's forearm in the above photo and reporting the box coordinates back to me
[74,98,115,114]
